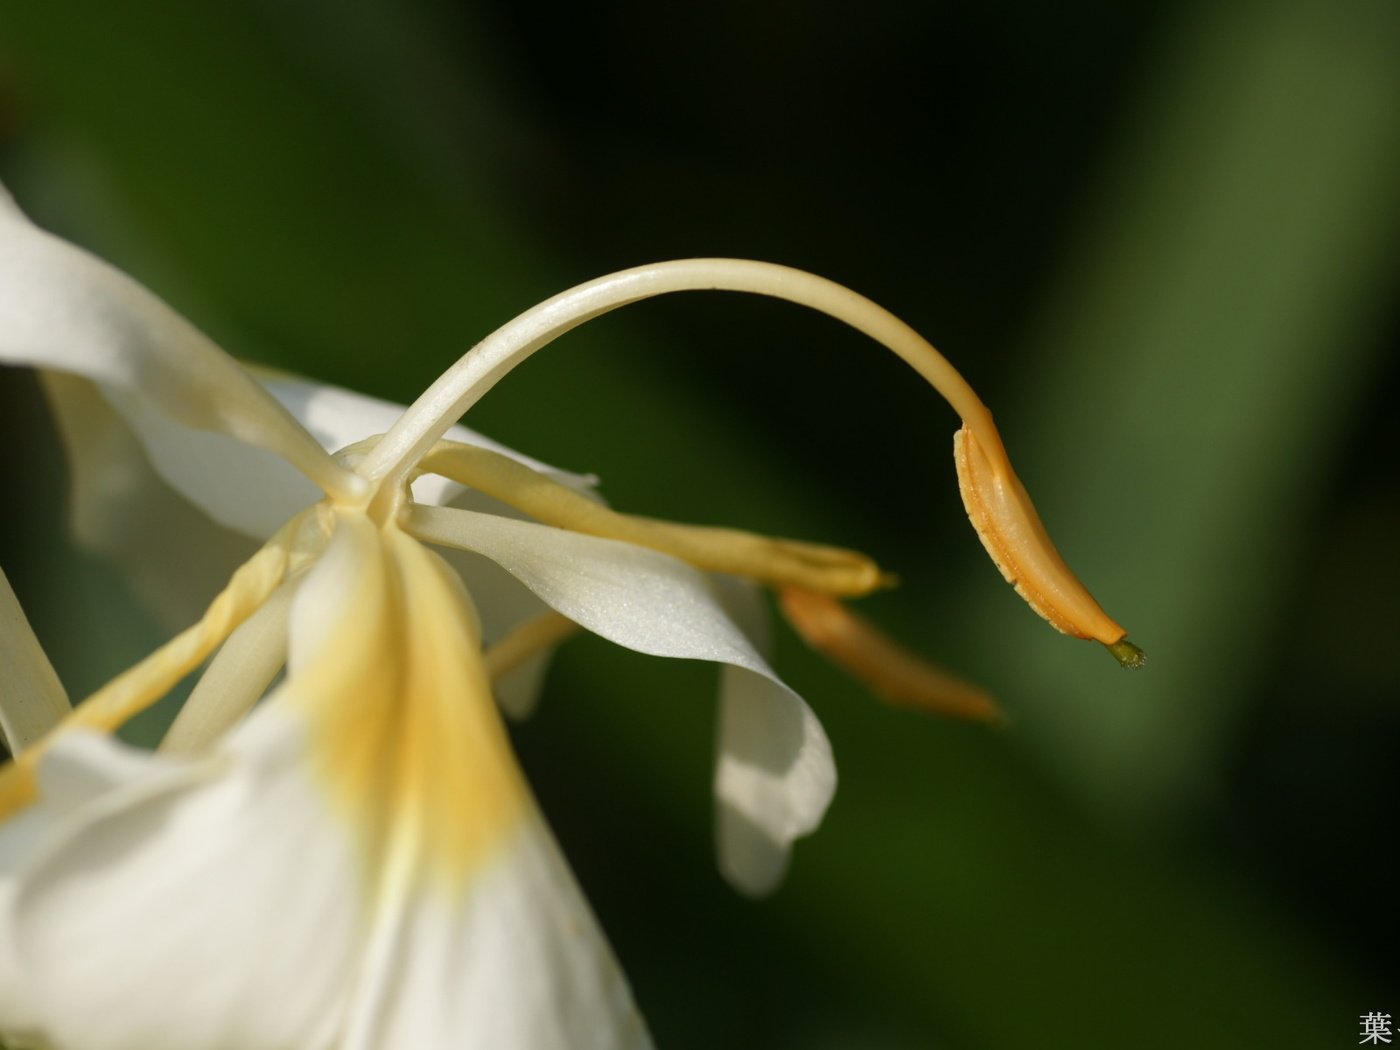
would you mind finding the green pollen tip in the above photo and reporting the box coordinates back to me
[1105,638,1147,669]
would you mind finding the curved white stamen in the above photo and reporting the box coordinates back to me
[359,260,1003,491]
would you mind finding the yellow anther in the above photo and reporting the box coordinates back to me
[954,423,1132,651]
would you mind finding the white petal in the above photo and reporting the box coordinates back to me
[0,568,69,753]
[0,194,348,498]
[432,485,605,720]
[409,506,765,662]
[0,519,384,1048]
[0,710,363,1050]
[342,815,651,1050]
[434,529,551,641]
[40,372,261,620]
[67,369,603,542]
[406,505,836,893]
[161,581,295,754]
[708,575,836,896]
[3,505,653,1049]
[306,517,646,1047]
[104,384,326,538]
[713,666,835,896]
[0,733,185,1031]
[0,731,158,884]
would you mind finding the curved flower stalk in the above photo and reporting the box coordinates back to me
[0,183,1139,1049]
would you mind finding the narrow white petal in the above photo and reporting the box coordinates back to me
[0,195,351,498]
[709,575,836,896]
[436,538,551,644]
[161,581,295,754]
[432,486,605,719]
[427,459,610,718]
[75,370,601,541]
[104,384,327,538]
[407,505,836,892]
[0,710,363,1050]
[409,506,767,663]
[40,373,262,617]
[714,664,835,896]
[41,355,593,560]
[342,815,651,1050]
[0,568,70,754]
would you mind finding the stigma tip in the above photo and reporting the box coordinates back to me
[1104,639,1146,669]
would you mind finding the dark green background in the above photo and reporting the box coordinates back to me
[0,0,1396,1046]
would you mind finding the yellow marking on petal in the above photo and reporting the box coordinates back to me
[779,586,1003,725]
[0,511,317,819]
[290,514,530,891]
[419,440,892,597]
[954,423,1133,651]
[484,610,580,681]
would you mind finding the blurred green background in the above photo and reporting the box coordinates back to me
[0,0,1396,1046]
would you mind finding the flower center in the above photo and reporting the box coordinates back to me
[329,437,414,530]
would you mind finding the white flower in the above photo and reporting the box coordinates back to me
[0,182,1137,1050]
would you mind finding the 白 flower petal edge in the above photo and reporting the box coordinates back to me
[0,193,357,504]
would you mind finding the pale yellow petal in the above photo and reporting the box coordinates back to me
[0,716,364,1050]
[0,569,69,754]
[283,514,530,885]
[161,581,295,755]
[340,814,652,1050]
